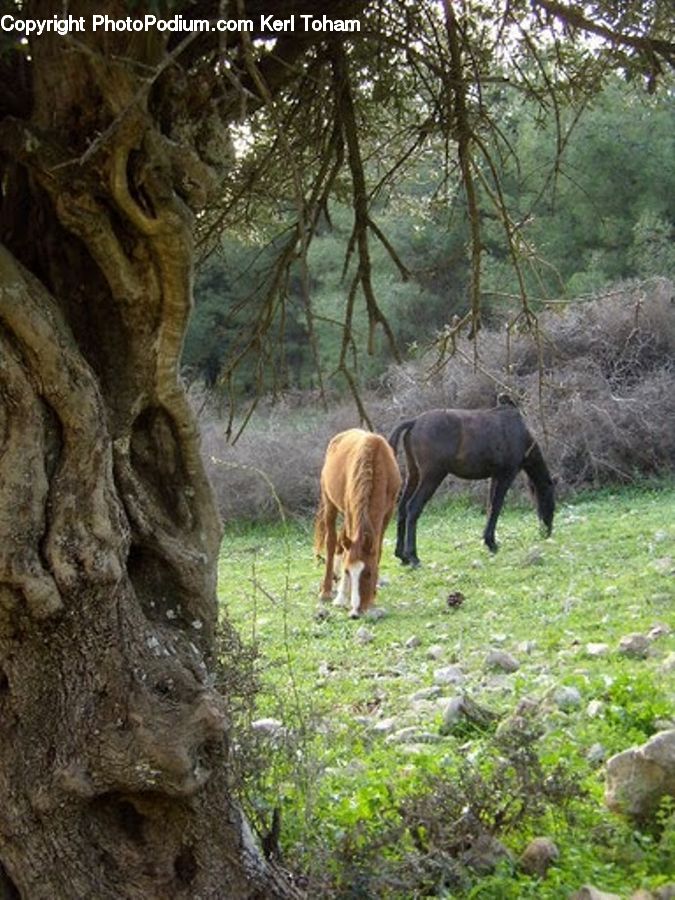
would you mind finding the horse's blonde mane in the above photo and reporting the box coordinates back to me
[349,437,377,542]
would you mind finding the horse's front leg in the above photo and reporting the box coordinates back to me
[320,504,338,599]
[483,472,516,552]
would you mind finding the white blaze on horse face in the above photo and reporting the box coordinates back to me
[333,565,350,608]
[347,560,365,616]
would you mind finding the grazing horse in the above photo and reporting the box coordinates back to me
[388,406,555,567]
[314,429,401,618]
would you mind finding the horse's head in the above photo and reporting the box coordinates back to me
[341,531,378,614]
[536,476,556,537]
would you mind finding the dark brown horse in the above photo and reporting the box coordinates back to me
[314,429,401,618]
[389,406,555,567]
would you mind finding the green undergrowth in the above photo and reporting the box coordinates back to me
[218,484,675,898]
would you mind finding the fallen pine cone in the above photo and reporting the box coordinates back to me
[447,591,465,609]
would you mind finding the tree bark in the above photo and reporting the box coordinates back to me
[0,3,327,896]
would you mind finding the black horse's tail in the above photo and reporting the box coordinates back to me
[388,418,416,453]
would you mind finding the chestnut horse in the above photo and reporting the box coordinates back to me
[389,405,555,567]
[314,429,401,618]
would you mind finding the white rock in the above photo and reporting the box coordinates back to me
[371,717,398,734]
[586,699,604,718]
[485,650,520,673]
[555,686,582,710]
[605,728,675,821]
[434,665,465,686]
[618,633,650,659]
[586,743,607,764]
[409,686,442,702]
[356,627,375,644]
[648,622,671,641]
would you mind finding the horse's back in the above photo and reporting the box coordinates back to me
[407,407,531,478]
[322,428,400,509]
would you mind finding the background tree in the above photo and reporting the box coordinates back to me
[0,1,672,897]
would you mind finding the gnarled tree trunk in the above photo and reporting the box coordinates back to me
[0,2,333,895]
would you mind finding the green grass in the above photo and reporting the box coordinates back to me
[218,485,675,897]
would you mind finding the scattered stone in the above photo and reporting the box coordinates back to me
[648,622,672,641]
[618,633,650,659]
[491,633,507,644]
[586,743,607,765]
[434,665,465,686]
[652,557,674,574]
[365,607,388,621]
[426,644,444,660]
[570,887,621,900]
[371,717,398,734]
[663,653,675,672]
[409,686,442,702]
[524,547,544,566]
[554,685,582,710]
[605,728,675,821]
[485,649,520,673]
[585,642,610,658]
[517,640,536,655]
[461,833,511,874]
[251,718,286,742]
[440,695,499,736]
[519,837,559,877]
[631,890,655,900]
[405,635,421,649]
[496,697,542,739]
[355,627,375,644]
[386,727,443,745]
[654,885,675,900]
[586,699,604,718]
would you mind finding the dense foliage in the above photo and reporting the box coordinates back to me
[185,77,675,395]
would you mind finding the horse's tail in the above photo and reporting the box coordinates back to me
[388,418,416,453]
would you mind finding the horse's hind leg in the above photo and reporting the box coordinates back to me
[483,472,516,552]
[320,500,339,599]
[403,469,445,567]
[395,459,419,563]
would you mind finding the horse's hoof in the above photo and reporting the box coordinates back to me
[349,610,360,620]
[409,559,422,569]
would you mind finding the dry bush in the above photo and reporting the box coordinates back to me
[197,278,674,520]
[386,277,675,491]
[199,397,362,522]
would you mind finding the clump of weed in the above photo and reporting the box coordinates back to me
[593,670,672,750]
[301,727,584,898]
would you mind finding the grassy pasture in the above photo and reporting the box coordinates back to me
[218,484,674,897]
